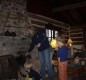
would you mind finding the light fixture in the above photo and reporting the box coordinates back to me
[67,26,73,47]
[50,38,57,48]
[67,38,73,47]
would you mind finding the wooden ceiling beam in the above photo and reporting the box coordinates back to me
[77,8,86,22]
[52,1,86,12]
[66,11,77,24]
[61,11,76,25]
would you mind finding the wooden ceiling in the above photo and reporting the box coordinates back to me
[26,0,86,27]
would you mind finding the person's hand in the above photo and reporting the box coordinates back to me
[25,52,32,59]
[36,43,41,48]
[25,52,29,57]
[58,57,60,62]
[54,46,58,51]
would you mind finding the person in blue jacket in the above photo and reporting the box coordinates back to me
[26,27,53,80]
[56,36,68,80]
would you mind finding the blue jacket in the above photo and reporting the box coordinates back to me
[56,46,68,62]
[28,29,50,52]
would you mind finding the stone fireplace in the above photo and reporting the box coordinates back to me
[0,0,40,79]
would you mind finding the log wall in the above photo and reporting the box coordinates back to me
[28,12,70,41]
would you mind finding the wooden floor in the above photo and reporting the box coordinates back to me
[44,72,86,80]
[0,72,86,80]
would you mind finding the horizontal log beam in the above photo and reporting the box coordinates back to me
[70,34,83,37]
[72,38,83,41]
[52,1,86,12]
[73,42,83,45]
[70,32,83,35]
[70,29,83,32]
[28,12,69,29]
[71,36,83,39]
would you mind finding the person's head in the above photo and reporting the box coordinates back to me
[27,26,36,36]
[24,62,32,72]
[56,36,65,47]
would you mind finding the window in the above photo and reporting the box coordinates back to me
[46,29,58,41]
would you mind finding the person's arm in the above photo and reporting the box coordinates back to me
[28,37,36,52]
[25,34,38,56]
[25,37,36,57]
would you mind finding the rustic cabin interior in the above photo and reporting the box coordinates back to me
[0,0,86,80]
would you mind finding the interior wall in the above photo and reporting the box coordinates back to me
[70,24,86,57]
[70,25,85,45]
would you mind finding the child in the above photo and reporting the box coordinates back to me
[17,53,41,80]
[56,36,68,80]
[23,62,42,80]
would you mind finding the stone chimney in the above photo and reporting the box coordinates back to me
[0,0,31,36]
[0,0,31,56]
[0,0,40,73]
